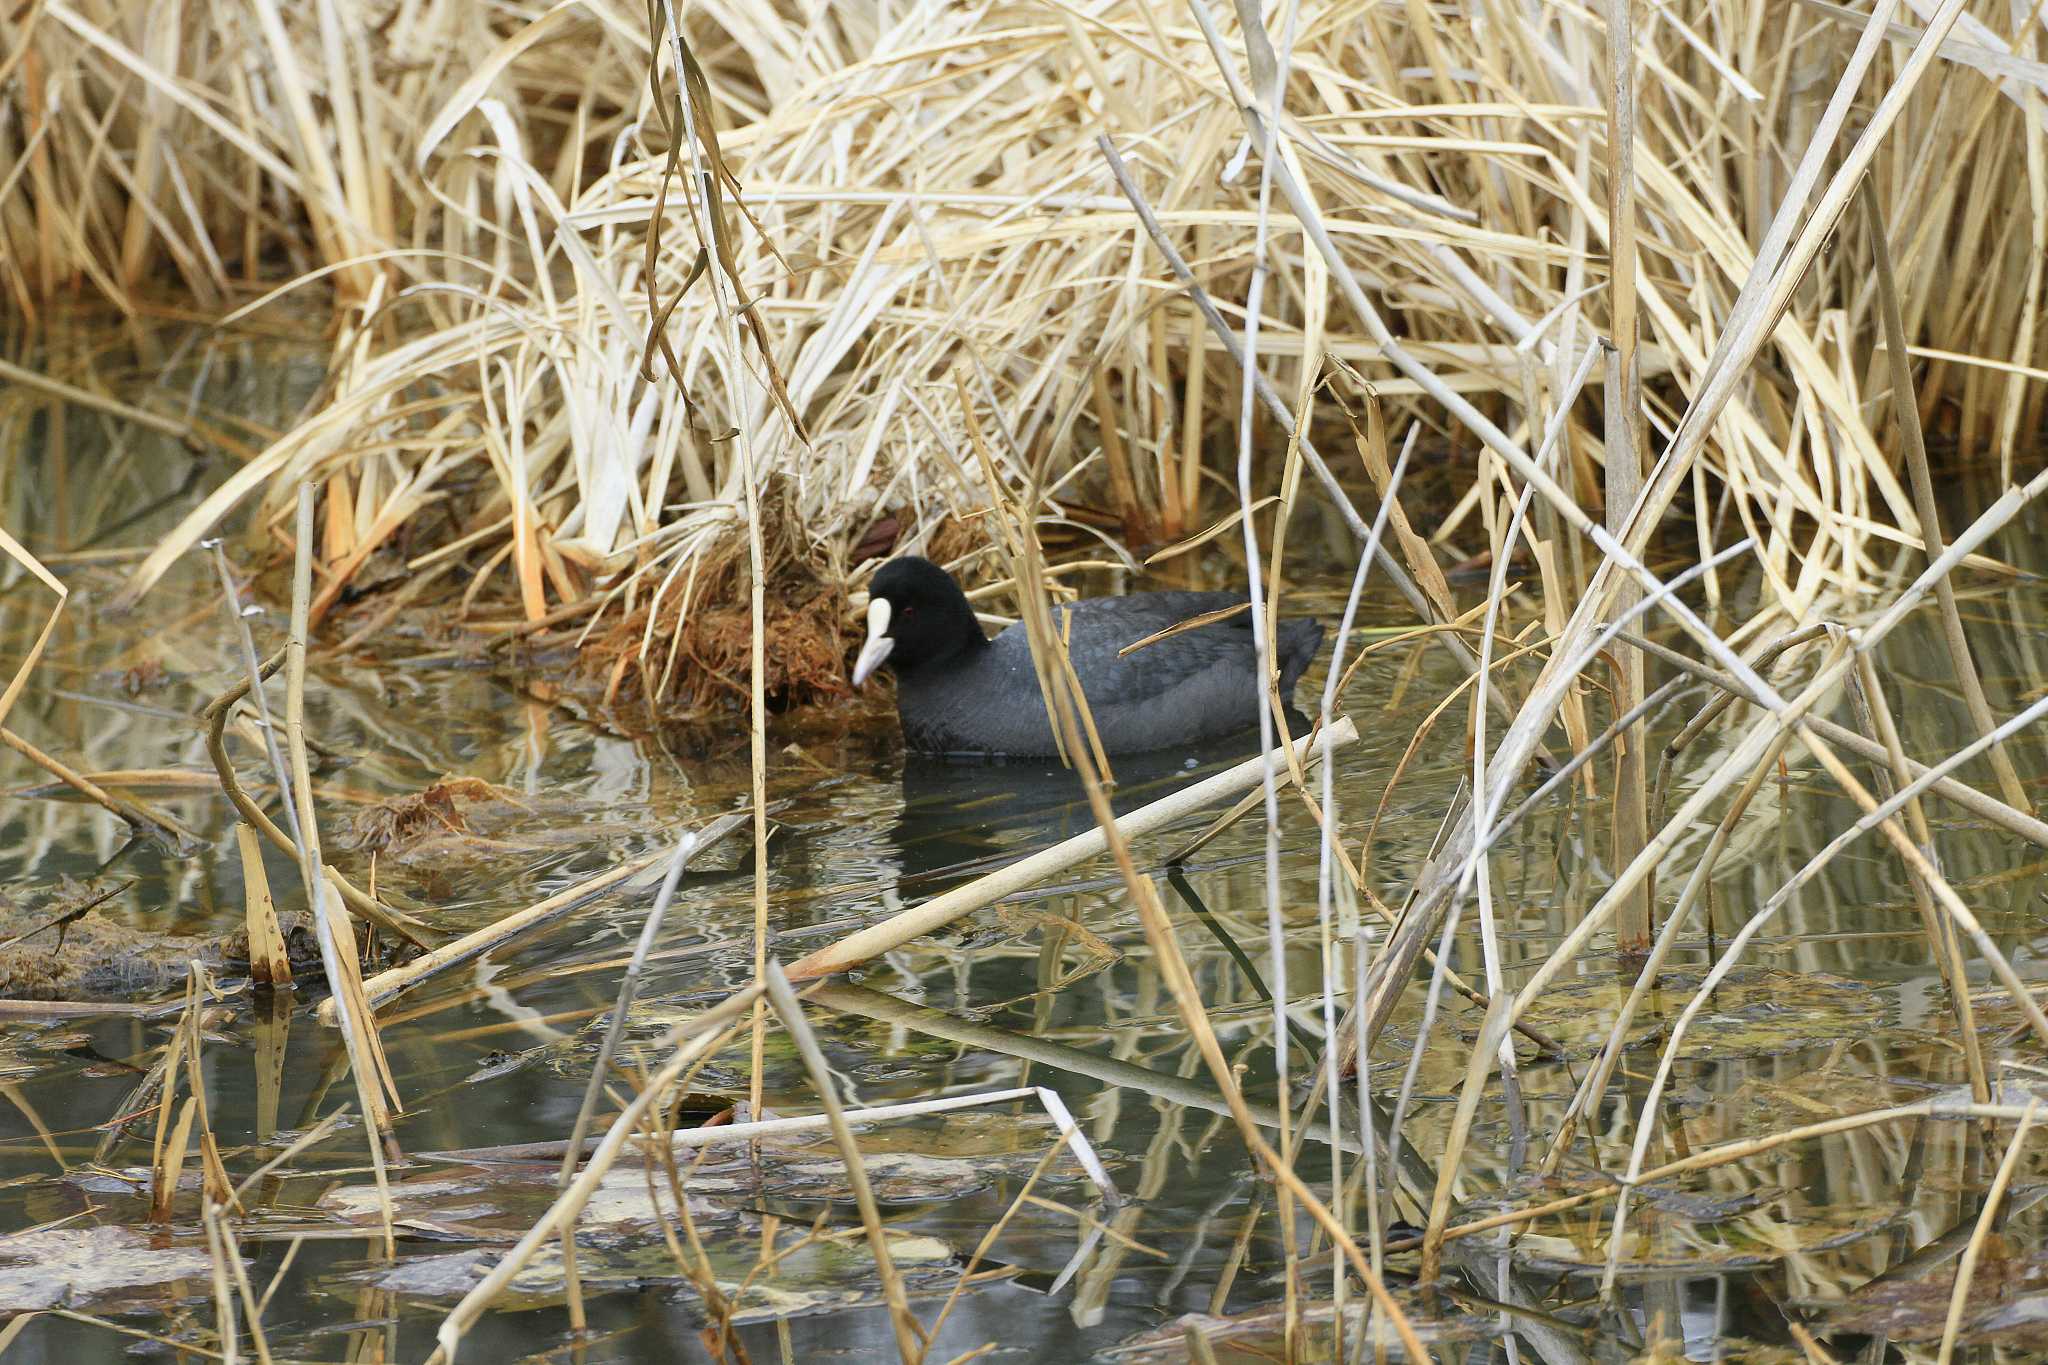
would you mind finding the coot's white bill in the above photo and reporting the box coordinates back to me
[851,597,894,687]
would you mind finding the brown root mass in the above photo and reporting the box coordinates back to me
[345,777,522,854]
[581,548,849,724]
[572,481,851,725]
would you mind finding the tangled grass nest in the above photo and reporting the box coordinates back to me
[572,478,852,721]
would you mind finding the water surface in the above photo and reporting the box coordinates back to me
[3,314,2047,1362]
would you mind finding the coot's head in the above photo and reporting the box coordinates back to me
[851,556,986,686]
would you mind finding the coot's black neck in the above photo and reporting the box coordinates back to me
[896,614,988,676]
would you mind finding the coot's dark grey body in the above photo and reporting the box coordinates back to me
[853,557,1324,758]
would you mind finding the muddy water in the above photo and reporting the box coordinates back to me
[3,315,2048,1362]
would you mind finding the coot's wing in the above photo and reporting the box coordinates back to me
[1053,591,1272,697]
[949,592,1323,755]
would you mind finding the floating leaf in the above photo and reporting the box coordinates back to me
[0,1225,217,1312]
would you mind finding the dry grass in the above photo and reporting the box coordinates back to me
[1,0,2035,661]
[10,0,2048,1357]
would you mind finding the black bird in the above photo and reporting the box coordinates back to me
[851,556,1325,757]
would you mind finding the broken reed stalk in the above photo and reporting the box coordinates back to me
[181,971,236,1213]
[1862,180,2033,816]
[554,827,703,1328]
[1603,0,1651,957]
[235,823,291,987]
[1348,398,1455,625]
[319,809,750,1023]
[1937,1101,2040,1364]
[150,1101,195,1225]
[284,484,398,1250]
[784,716,1357,981]
[207,538,304,848]
[0,726,198,848]
[200,653,430,948]
[429,985,763,1365]
[762,963,923,1363]
[146,985,191,1219]
[147,968,237,1222]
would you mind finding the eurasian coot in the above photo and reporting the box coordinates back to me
[851,556,1325,757]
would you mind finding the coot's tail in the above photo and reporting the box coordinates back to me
[1276,617,1326,695]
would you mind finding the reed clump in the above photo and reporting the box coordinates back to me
[22,0,2023,713]
[0,0,644,316]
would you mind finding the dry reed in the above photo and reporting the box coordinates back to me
[0,0,2024,680]
[8,0,2048,1356]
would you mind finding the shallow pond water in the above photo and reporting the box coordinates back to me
[3,315,2048,1362]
